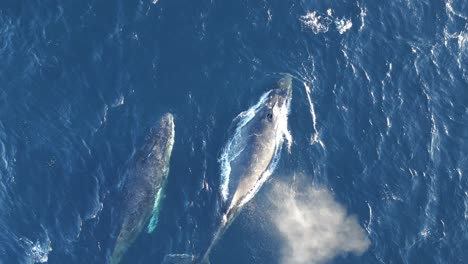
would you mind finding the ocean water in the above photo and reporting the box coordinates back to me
[0,0,467,263]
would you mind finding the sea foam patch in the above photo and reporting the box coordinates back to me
[19,237,52,263]
[300,9,353,35]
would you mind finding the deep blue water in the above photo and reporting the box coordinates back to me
[0,0,467,263]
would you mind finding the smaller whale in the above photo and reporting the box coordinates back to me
[110,113,175,264]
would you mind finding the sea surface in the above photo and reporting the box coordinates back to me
[0,0,467,263]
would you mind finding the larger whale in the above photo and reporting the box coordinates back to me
[164,76,292,264]
[110,113,175,264]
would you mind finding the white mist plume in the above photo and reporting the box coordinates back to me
[267,181,370,264]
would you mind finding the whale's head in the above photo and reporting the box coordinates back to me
[155,113,175,162]
[140,113,175,168]
[257,75,292,129]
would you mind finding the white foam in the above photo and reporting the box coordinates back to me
[0,139,8,172]
[99,104,108,126]
[280,110,293,152]
[303,82,325,148]
[365,202,373,235]
[441,219,447,238]
[364,70,371,83]
[442,3,468,70]
[335,17,353,34]
[464,191,468,219]
[446,0,468,20]
[301,10,354,35]
[20,237,52,263]
[112,94,125,107]
[386,62,393,78]
[457,31,468,50]
[358,2,367,31]
[419,228,430,238]
[300,12,333,34]
[89,202,103,219]
[429,114,439,160]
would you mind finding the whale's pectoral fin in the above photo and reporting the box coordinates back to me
[147,186,166,233]
[162,254,197,264]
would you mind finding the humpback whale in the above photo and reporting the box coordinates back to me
[110,113,175,264]
[164,75,292,264]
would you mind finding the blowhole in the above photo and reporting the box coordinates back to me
[267,112,273,121]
